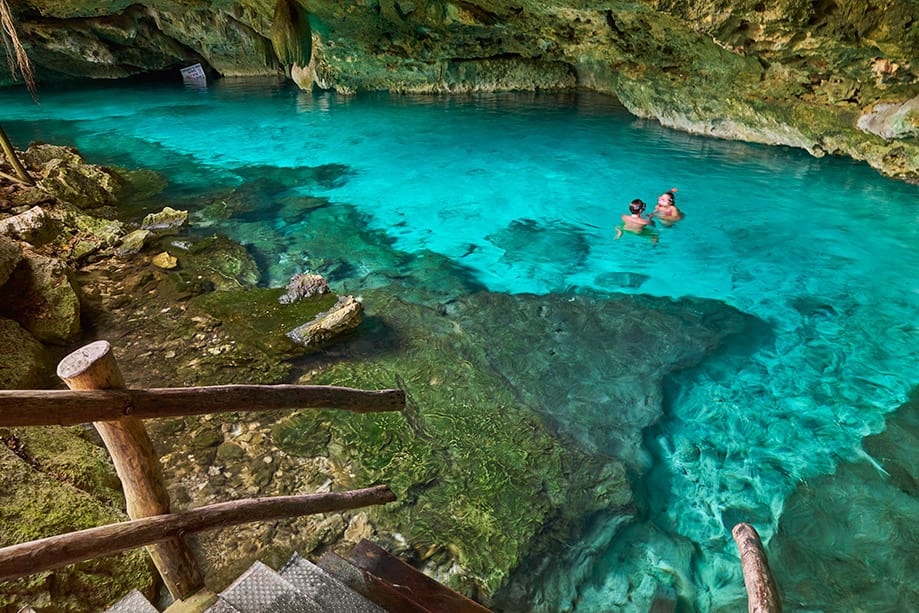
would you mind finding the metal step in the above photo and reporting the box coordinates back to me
[279,552,385,613]
[104,588,159,613]
[208,560,322,613]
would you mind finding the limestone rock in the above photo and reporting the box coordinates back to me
[0,318,46,389]
[152,251,178,269]
[22,144,123,209]
[771,396,919,610]
[141,206,189,234]
[0,236,22,288]
[857,95,919,140]
[279,273,330,304]
[7,0,919,180]
[0,206,57,244]
[286,295,362,348]
[163,234,260,290]
[117,228,153,256]
[49,203,126,262]
[0,251,81,345]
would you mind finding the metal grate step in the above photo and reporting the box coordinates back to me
[103,588,159,613]
[280,552,385,613]
[207,560,322,613]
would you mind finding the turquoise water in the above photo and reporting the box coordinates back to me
[3,79,918,611]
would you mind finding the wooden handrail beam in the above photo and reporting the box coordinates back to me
[732,522,783,613]
[0,384,406,426]
[0,485,396,583]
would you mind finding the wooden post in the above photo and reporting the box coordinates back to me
[732,523,783,613]
[56,341,204,600]
[0,125,34,186]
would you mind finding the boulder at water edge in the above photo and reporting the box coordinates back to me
[0,250,81,345]
[21,144,124,209]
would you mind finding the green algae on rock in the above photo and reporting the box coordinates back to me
[0,426,156,612]
[0,248,81,345]
[0,317,48,389]
[21,144,124,209]
[185,286,352,357]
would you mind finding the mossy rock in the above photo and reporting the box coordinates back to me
[0,236,22,287]
[163,234,260,290]
[0,427,156,611]
[280,289,631,599]
[0,251,81,345]
[0,318,48,389]
[186,287,342,357]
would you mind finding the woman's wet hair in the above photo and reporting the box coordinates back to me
[659,188,678,204]
[629,199,646,214]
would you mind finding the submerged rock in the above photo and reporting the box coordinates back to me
[151,251,178,269]
[770,393,919,611]
[141,206,189,234]
[187,287,357,358]
[162,234,260,290]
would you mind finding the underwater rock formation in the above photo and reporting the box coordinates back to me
[770,392,919,611]
[4,0,918,181]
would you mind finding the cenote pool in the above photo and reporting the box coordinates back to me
[3,78,918,612]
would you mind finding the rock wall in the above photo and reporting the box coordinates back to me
[5,1,918,180]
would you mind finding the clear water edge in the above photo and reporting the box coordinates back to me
[2,78,918,611]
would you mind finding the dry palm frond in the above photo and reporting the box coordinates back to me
[0,0,35,95]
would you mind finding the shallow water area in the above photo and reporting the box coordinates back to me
[3,78,918,611]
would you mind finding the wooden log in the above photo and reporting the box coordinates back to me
[0,486,395,583]
[56,341,204,600]
[0,384,406,427]
[732,523,783,613]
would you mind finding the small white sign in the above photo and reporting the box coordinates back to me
[180,63,206,83]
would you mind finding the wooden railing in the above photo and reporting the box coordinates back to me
[0,340,404,602]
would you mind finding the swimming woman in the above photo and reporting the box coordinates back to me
[650,188,684,225]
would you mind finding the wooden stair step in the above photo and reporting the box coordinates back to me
[317,550,433,613]
[346,539,491,613]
